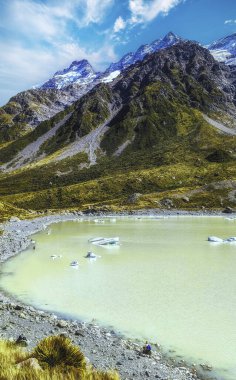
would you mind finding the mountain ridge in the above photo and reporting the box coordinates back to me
[0,38,236,213]
[0,31,181,143]
[1,30,235,145]
[1,40,236,170]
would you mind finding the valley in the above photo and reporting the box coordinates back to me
[0,26,236,380]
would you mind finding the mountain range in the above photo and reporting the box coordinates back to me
[40,32,181,90]
[0,31,235,143]
[0,31,236,218]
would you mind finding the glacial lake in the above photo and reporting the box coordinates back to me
[0,216,236,379]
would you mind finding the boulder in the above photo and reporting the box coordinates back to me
[16,358,42,370]
[57,320,68,328]
[222,206,234,214]
[15,335,29,347]
[127,193,142,204]
[14,304,23,311]
[160,198,174,208]
[10,217,20,222]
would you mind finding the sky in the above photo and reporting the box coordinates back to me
[0,0,236,106]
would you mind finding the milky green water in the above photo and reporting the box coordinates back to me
[0,216,236,379]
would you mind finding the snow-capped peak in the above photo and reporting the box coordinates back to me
[38,31,182,90]
[104,31,181,76]
[209,33,236,51]
[40,59,99,90]
[209,33,236,65]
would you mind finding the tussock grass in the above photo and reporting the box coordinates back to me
[0,336,120,380]
[33,335,86,370]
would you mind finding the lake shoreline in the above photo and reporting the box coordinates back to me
[0,210,223,379]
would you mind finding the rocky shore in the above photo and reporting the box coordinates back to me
[0,210,221,379]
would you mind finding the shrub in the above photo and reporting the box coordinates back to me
[33,335,86,371]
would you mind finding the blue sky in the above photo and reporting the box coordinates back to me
[0,0,236,105]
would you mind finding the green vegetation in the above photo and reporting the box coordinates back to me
[1,161,236,212]
[39,84,112,156]
[0,88,77,143]
[0,201,31,222]
[0,107,73,164]
[0,336,120,379]
[0,42,236,217]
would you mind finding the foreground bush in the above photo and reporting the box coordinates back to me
[0,336,120,380]
[33,335,86,371]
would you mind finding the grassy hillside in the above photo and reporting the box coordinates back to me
[1,160,236,213]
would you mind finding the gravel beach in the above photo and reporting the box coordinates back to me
[0,210,222,379]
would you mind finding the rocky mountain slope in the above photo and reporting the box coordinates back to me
[0,84,95,143]
[0,32,181,143]
[1,31,236,146]
[0,36,236,213]
[1,40,236,167]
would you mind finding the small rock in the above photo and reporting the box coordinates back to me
[14,305,23,311]
[200,363,213,371]
[19,313,29,320]
[75,330,85,337]
[85,356,90,364]
[16,335,28,347]
[57,320,68,328]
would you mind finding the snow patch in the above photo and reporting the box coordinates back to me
[210,49,231,62]
[102,70,120,83]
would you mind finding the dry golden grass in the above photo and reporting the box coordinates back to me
[0,336,120,380]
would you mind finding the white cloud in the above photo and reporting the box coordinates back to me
[113,16,126,33]
[224,19,236,25]
[80,0,114,26]
[0,0,116,105]
[0,39,117,103]
[4,0,114,39]
[129,0,183,24]
[110,0,184,42]
[4,1,72,42]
